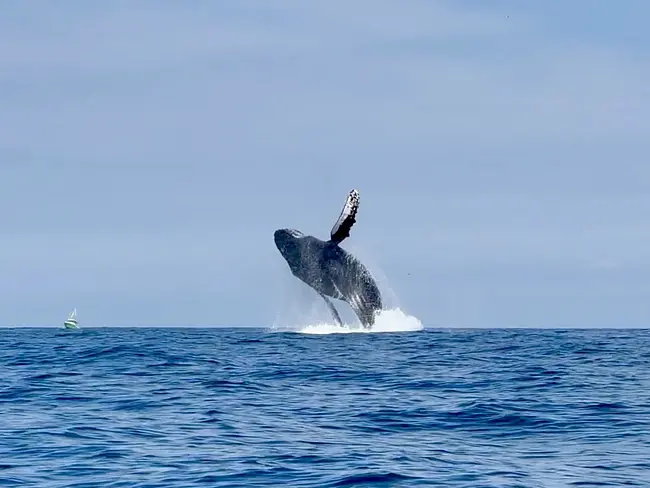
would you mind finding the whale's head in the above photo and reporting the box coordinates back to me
[274,228,305,264]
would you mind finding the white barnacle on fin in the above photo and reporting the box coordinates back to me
[329,189,360,244]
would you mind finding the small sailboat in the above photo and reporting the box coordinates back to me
[63,308,79,329]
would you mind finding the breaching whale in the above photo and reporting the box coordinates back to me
[274,189,383,329]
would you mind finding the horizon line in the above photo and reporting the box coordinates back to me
[1,325,649,330]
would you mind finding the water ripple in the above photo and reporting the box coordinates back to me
[0,328,648,486]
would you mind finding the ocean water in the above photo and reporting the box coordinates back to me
[1,321,649,487]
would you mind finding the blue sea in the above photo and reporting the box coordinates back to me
[1,324,649,487]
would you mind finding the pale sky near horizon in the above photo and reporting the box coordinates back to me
[1,1,649,327]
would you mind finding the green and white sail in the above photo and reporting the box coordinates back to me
[63,308,79,329]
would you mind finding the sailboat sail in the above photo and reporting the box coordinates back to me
[63,308,79,329]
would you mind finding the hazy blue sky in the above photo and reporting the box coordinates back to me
[1,1,649,327]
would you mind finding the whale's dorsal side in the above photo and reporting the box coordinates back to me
[329,189,360,244]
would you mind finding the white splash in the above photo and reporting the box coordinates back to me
[289,308,423,335]
[270,246,423,335]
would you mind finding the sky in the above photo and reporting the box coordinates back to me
[1,1,649,327]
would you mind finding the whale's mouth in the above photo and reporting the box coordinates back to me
[274,228,304,262]
[274,228,303,241]
[286,229,303,238]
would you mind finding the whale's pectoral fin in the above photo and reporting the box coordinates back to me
[329,189,360,244]
[319,293,344,327]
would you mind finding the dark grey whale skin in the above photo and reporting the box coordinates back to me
[274,229,382,328]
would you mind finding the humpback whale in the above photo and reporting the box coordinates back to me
[274,189,383,329]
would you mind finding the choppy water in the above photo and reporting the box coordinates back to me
[1,325,649,487]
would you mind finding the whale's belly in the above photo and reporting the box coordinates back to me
[288,238,344,299]
[292,263,344,300]
[322,246,381,308]
[290,238,381,315]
